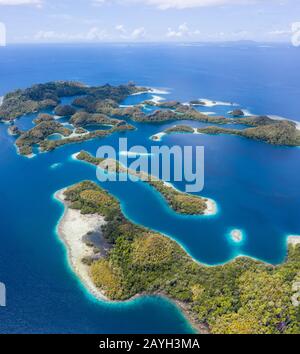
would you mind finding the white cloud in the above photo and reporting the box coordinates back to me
[33,25,146,43]
[115,24,128,39]
[92,0,114,6]
[146,0,243,10]
[115,25,146,40]
[91,0,265,9]
[115,24,126,34]
[0,0,42,5]
[268,29,291,36]
[34,27,108,42]
[86,27,108,40]
[166,23,200,38]
[49,14,73,21]
[136,0,258,10]
[131,27,146,39]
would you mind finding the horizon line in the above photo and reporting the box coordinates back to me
[1,40,294,46]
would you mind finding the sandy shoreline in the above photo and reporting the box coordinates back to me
[54,185,299,334]
[287,235,300,246]
[163,181,217,216]
[54,185,207,333]
[149,132,166,141]
[229,229,243,243]
[203,198,218,216]
[54,189,109,301]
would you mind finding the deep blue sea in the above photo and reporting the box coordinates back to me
[0,43,300,333]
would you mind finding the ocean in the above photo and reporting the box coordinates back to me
[0,43,299,333]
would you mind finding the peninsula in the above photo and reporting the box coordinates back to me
[56,180,300,334]
[75,150,216,216]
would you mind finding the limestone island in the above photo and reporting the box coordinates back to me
[56,180,300,334]
[157,119,300,147]
[74,150,216,216]
[0,81,147,157]
[229,109,245,117]
[2,82,300,153]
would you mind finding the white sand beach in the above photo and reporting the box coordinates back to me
[229,229,243,243]
[149,94,165,103]
[268,115,300,131]
[204,198,218,216]
[163,181,218,216]
[131,87,169,96]
[130,90,149,96]
[15,145,36,159]
[55,189,108,301]
[192,98,237,107]
[149,132,166,141]
[288,235,300,246]
[71,152,81,160]
[149,88,170,95]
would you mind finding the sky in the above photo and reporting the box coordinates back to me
[0,0,299,44]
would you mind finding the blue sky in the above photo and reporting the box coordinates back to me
[0,0,299,43]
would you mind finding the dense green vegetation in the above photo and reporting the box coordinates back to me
[3,81,298,151]
[33,113,54,124]
[38,124,135,153]
[165,125,195,134]
[15,120,135,156]
[16,121,72,155]
[54,104,76,116]
[149,180,207,215]
[76,150,208,215]
[190,99,207,105]
[5,80,300,333]
[63,181,300,334]
[0,81,146,156]
[76,150,106,165]
[229,109,244,117]
[69,111,122,127]
[0,81,145,122]
[143,100,181,109]
[8,125,21,136]
[161,118,300,146]
[0,81,86,122]
[74,127,87,134]
[196,121,300,146]
[128,101,291,133]
[70,82,147,113]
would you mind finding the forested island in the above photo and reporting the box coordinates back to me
[158,120,300,146]
[2,80,300,334]
[1,81,299,154]
[0,81,144,156]
[0,81,146,122]
[75,150,214,215]
[59,180,300,334]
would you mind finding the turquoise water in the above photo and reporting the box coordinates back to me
[0,43,299,333]
[47,133,63,141]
